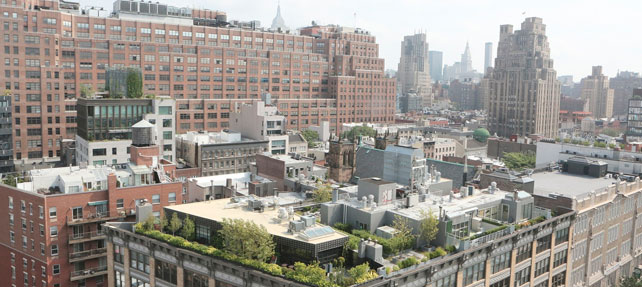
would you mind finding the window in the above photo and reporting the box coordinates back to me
[130,250,150,273]
[49,207,57,218]
[463,262,485,285]
[8,196,12,209]
[516,243,532,263]
[52,264,60,275]
[552,271,566,287]
[50,226,58,237]
[537,234,552,253]
[169,192,176,202]
[514,266,531,286]
[51,244,58,256]
[155,259,177,284]
[184,270,208,287]
[39,206,43,218]
[534,257,550,277]
[117,199,124,209]
[556,228,569,244]
[490,278,510,287]
[130,277,150,287]
[114,245,124,264]
[152,194,160,204]
[116,270,125,287]
[20,200,25,213]
[553,249,568,268]
[435,273,456,287]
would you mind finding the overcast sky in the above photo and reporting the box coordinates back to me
[91,0,642,80]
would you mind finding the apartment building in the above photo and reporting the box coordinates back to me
[531,162,642,287]
[175,130,268,176]
[0,139,183,287]
[0,0,395,164]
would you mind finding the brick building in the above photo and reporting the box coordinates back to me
[0,0,395,165]
[0,140,183,287]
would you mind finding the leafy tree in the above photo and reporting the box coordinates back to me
[419,210,439,245]
[313,184,332,203]
[160,212,168,232]
[390,215,415,253]
[80,85,94,98]
[602,128,621,137]
[126,69,143,98]
[168,212,182,236]
[342,126,376,141]
[301,130,319,147]
[502,152,535,171]
[619,276,642,287]
[594,141,607,148]
[2,174,20,187]
[219,218,275,262]
[347,262,378,284]
[285,262,332,287]
[181,215,195,241]
[141,215,155,231]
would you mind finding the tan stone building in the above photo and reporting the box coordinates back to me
[397,33,433,108]
[486,18,560,138]
[580,66,614,119]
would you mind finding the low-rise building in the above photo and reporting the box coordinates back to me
[175,131,268,176]
[165,196,348,264]
[256,153,326,190]
[185,172,277,201]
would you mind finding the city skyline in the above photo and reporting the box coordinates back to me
[88,0,642,79]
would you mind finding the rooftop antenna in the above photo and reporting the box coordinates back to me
[353,12,357,28]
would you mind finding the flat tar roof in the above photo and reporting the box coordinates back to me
[531,171,616,198]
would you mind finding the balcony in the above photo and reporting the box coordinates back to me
[67,210,128,225]
[69,230,106,244]
[69,247,107,262]
[70,265,108,281]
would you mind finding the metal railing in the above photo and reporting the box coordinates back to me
[68,247,107,261]
[69,230,106,241]
[67,209,129,224]
[70,265,108,281]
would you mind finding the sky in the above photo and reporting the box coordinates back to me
[90,0,642,80]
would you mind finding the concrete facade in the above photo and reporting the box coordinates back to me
[580,66,614,119]
[486,18,561,138]
[397,33,432,107]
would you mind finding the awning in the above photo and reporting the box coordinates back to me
[88,200,108,206]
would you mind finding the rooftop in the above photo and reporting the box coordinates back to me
[176,131,265,145]
[165,196,346,244]
[18,165,130,194]
[531,171,616,198]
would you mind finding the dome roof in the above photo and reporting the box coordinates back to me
[473,128,490,142]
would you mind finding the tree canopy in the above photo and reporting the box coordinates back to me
[219,218,275,262]
[168,212,182,236]
[126,69,143,98]
[181,215,195,241]
[342,126,376,141]
[619,276,642,287]
[419,210,439,245]
[502,152,535,171]
[301,130,319,147]
[313,184,332,203]
[389,215,415,254]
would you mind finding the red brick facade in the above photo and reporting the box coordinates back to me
[0,177,182,287]
[1,0,395,162]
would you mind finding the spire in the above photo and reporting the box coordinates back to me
[270,1,288,31]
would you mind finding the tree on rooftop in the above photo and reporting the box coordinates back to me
[160,212,168,232]
[601,128,621,137]
[502,152,535,171]
[126,68,143,98]
[301,130,319,147]
[390,214,415,254]
[419,209,439,245]
[313,184,332,203]
[219,218,275,262]
[342,126,376,141]
[181,215,195,241]
[168,212,182,236]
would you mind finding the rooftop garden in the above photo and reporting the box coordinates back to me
[135,213,380,287]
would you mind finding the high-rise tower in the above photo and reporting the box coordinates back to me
[270,2,288,31]
[486,18,561,138]
[484,42,493,72]
[580,66,614,118]
[397,33,433,108]
[461,42,473,73]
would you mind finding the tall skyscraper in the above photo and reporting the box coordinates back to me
[580,66,614,118]
[428,51,443,82]
[486,17,560,138]
[270,2,288,31]
[484,42,493,72]
[460,42,473,73]
[397,33,433,108]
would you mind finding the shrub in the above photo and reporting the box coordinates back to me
[397,257,420,269]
